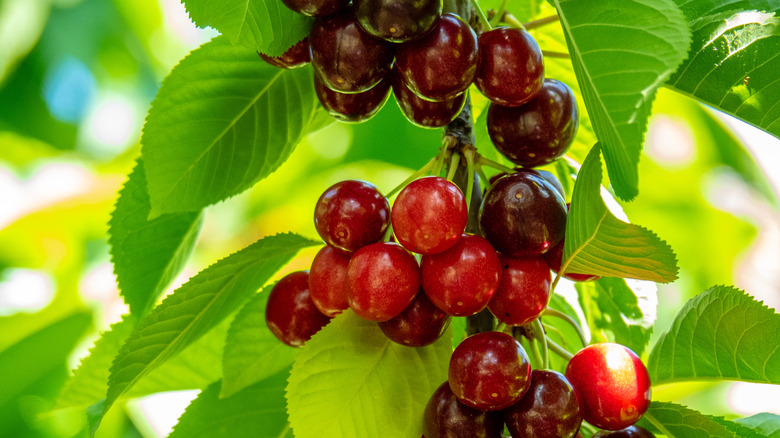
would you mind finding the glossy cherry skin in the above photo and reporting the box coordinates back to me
[592,426,655,438]
[489,169,565,199]
[310,11,395,93]
[314,180,391,253]
[355,0,441,42]
[543,237,601,282]
[504,370,582,438]
[315,73,391,123]
[347,242,421,321]
[488,80,578,167]
[392,176,467,255]
[479,172,567,257]
[565,343,652,430]
[448,331,532,411]
[281,0,349,16]
[259,38,310,69]
[265,271,331,347]
[309,245,351,317]
[421,234,501,316]
[423,382,504,438]
[475,27,544,107]
[395,13,478,101]
[392,73,466,128]
[488,255,551,326]
[378,290,450,346]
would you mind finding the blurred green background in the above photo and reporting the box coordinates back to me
[1,0,779,437]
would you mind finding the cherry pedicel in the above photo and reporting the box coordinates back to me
[265,271,331,347]
[309,245,351,317]
[354,0,441,43]
[488,255,551,326]
[392,74,467,128]
[258,38,311,69]
[504,370,582,438]
[314,73,392,123]
[475,27,544,107]
[565,343,652,430]
[448,331,532,411]
[423,382,503,438]
[592,426,656,438]
[378,290,450,347]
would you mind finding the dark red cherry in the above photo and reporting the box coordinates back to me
[504,370,582,438]
[395,13,478,101]
[392,176,467,255]
[488,79,578,167]
[565,343,652,431]
[354,0,441,42]
[314,180,391,253]
[259,38,311,69]
[423,382,504,438]
[315,73,391,123]
[392,73,466,127]
[265,271,331,347]
[309,245,351,317]
[310,11,395,93]
[475,27,544,107]
[378,290,450,346]
[281,0,349,16]
[421,234,501,316]
[488,169,565,198]
[488,255,551,326]
[347,242,420,321]
[593,426,655,437]
[543,238,601,282]
[479,172,567,257]
[448,331,532,411]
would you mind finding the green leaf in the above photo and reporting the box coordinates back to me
[562,145,679,282]
[638,401,766,437]
[171,372,293,438]
[142,36,322,216]
[648,285,780,385]
[221,284,299,398]
[736,413,780,437]
[99,233,318,429]
[286,311,451,438]
[109,159,203,317]
[667,1,780,138]
[183,0,312,57]
[552,0,692,200]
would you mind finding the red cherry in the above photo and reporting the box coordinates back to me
[354,0,441,42]
[475,27,544,107]
[265,271,331,347]
[504,370,582,438]
[543,237,601,282]
[423,382,504,438]
[593,426,655,437]
[314,73,391,123]
[378,290,450,347]
[258,38,311,69]
[487,255,551,326]
[392,73,467,128]
[309,245,351,317]
[489,168,566,199]
[281,0,349,17]
[565,343,652,430]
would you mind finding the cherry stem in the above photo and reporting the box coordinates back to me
[470,0,492,31]
[531,318,549,369]
[503,12,524,29]
[543,308,588,346]
[523,14,559,30]
[474,161,491,189]
[387,156,437,198]
[476,155,514,174]
[580,422,598,435]
[543,50,571,59]
[446,152,461,181]
[547,338,574,361]
[489,0,507,27]
[541,322,564,341]
[464,148,476,213]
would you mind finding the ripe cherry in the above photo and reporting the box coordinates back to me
[259,38,310,69]
[565,343,652,430]
[347,242,420,321]
[489,169,565,199]
[309,245,351,317]
[592,426,655,437]
[488,79,578,167]
[314,73,391,123]
[378,290,450,346]
[504,370,582,438]
[423,382,503,438]
[281,0,349,16]
[487,255,551,326]
[392,176,467,255]
[314,180,391,253]
[265,271,331,347]
[479,172,567,257]
[448,331,532,411]
[421,234,501,316]
[310,11,395,93]
[392,74,467,128]
[475,27,544,107]
[354,0,441,42]
[543,238,601,282]
[395,13,478,101]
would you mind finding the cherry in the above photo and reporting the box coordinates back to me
[475,27,544,107]
[504,370,582,438]
[314,73,391,123]
[421,234,501,316]
[281,0,349,16]
[543,237,601,282]
[395,13,478,101]
[489,169,565,199]
[448,331,532,411]
[479,172,567,257]
[423,382,504,438]
[565,343,652,431]
[488,79,578,167]
[487,255,551,326]
[592,426,655,438]
[354,0,441,42]
[265,271,331,347]
[392,176,467,255]
[392,73,467,128]
[314,180,391,253]
[347,242,421,321]
[378,290,450,346]
[309,245,351,317]
[310,11,395,93]
[259,38,310,69]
